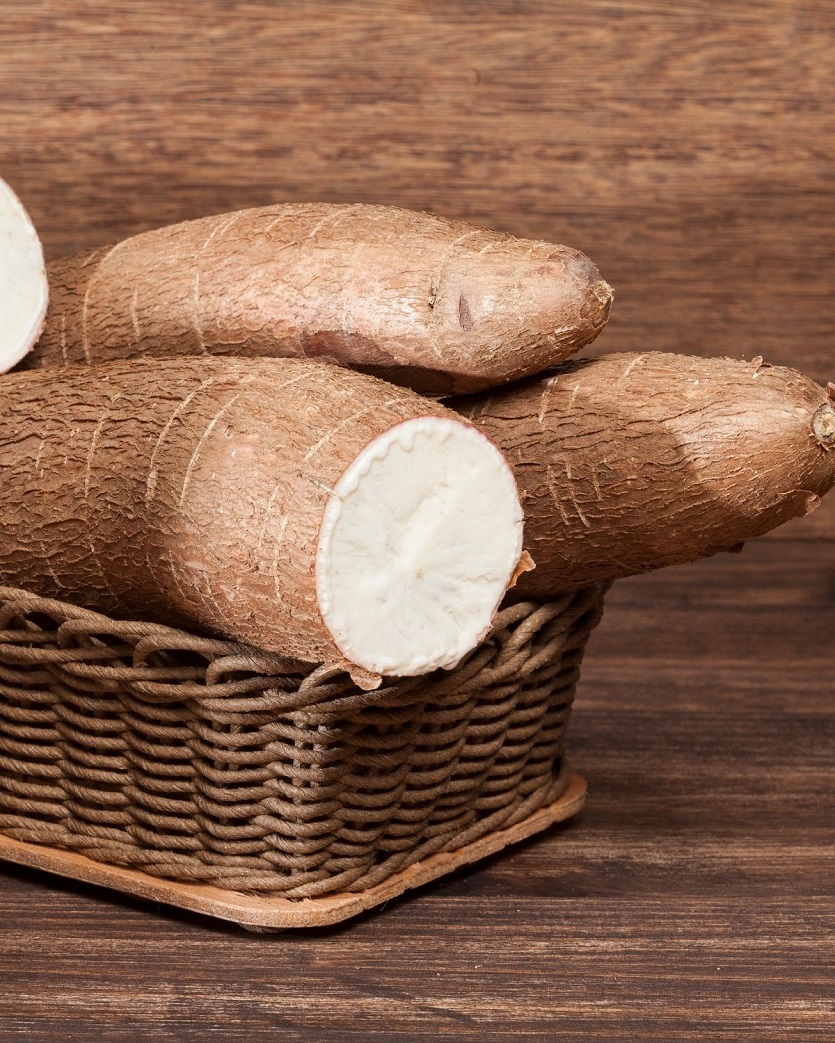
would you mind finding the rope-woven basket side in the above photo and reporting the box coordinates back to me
[0,585,606,898]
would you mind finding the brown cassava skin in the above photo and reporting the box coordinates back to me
[28,203,613,394]
[0,356,464,686]
[455,353,835,598]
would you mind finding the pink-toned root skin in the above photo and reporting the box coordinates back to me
[29,203,612,394]
[0,356,521,687]
[455,352,835,597]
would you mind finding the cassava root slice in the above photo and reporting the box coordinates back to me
[0,177,48,372]
[26,203,612,394]
[455,352,835,597]
[0,357,525,688]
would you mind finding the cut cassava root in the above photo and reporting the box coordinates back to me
[0,357,525,688]
[455,352,835,597]
[26,203,612,394]
[0,177,48,373]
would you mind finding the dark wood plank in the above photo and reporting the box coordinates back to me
[0,888,832,1041]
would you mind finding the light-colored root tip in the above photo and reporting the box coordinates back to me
[0,177,48,372]
[594,280,614,306]
[316,416,525,678]
[812,402,835,449]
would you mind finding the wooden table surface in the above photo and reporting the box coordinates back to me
[1,2,833,1039]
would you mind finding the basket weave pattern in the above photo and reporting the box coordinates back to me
[0,585,605,899]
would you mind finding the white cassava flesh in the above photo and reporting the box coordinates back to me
[0,177,48,372]
[317,416,524,676]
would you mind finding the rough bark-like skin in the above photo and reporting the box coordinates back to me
[0,356,457,684]
[28,203,613,394]
[455,353,835,597]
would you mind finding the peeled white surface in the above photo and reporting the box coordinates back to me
[0,178,48,372]
[316,416,524,677]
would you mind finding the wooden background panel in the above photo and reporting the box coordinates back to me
[1,0,834,389]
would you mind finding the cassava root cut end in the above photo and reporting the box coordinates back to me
[317,416,524,677]
[0,356,525,686]
[32,203,612,394]
[0,177,48,372]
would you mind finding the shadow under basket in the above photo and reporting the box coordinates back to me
[0,584,606,930]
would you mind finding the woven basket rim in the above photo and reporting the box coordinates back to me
[0,584,607,710]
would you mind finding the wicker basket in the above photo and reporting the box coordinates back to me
[0,584,606,928]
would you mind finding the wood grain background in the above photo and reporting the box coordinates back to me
[0,2,833,1039]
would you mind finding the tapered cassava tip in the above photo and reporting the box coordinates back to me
[440,241,613,391]
[0,177,48,372]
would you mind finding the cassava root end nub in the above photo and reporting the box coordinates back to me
[812,402,835,448]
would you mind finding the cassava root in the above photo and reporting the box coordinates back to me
[25,203,612,394]
[455,352,835,597]
[0,177,48,373]
[0,356,525,687]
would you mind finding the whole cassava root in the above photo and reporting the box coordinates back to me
[27,203,613,394]
[0,357,526,688]
[455,353,835,598]
[0,177,48,372]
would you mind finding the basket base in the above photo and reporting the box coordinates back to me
[0,772,586,930]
